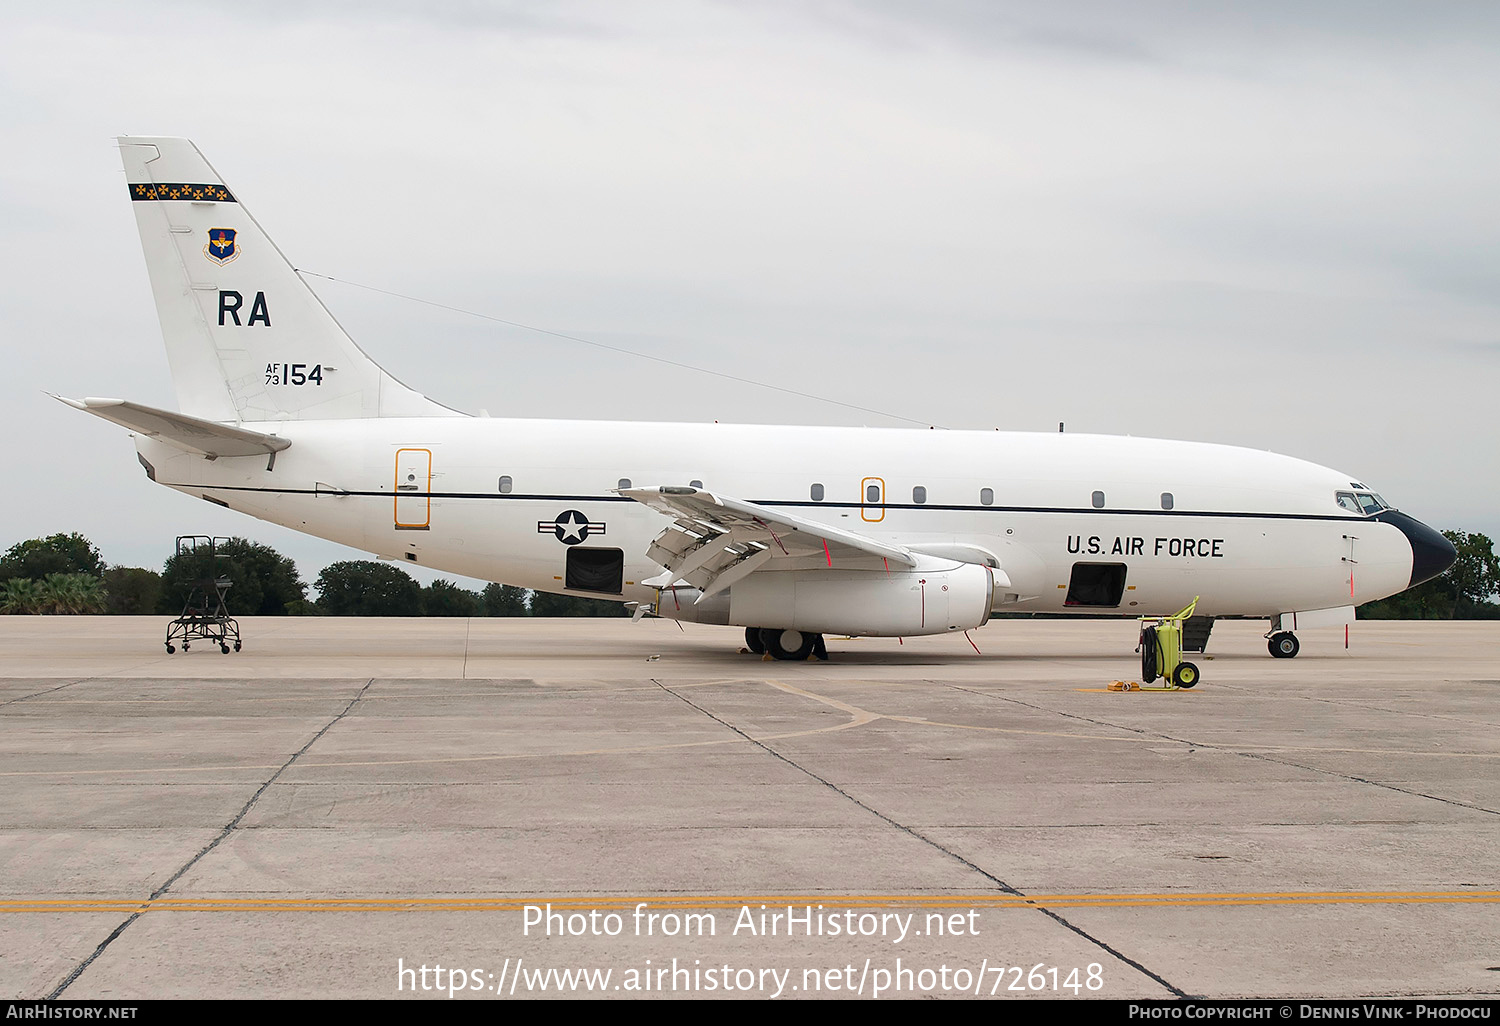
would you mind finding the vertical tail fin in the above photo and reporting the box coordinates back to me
[118,137,462,423]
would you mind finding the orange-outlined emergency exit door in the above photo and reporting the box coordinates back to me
[395,448,431,530]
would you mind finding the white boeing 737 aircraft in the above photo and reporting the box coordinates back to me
[61,137,1457,662]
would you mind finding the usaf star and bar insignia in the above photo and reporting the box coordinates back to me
[538,510,605,545]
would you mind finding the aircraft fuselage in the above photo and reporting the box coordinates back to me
[136,416,1419,629]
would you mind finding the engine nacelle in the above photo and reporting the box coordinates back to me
[720,556,995,637]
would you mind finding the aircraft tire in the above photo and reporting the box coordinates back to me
[761,628,817,661]
[745,627,765,654]
[1173,662,1200,688]
[1268,632,1300,659]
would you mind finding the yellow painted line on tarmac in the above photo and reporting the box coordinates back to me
[3,891,1498,914]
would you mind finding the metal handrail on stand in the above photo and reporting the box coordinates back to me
[164,536,241,655]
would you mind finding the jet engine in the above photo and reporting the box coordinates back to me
[649,556,995,637]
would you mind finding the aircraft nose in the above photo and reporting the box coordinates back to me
[1376,510,1457,588]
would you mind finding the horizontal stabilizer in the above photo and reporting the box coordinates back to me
[53,395,291,459]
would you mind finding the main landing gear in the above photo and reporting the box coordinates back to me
[1266,631,1301,659]
[747,627,828,661]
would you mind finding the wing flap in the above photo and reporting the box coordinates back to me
[620,486,917,596]
[53,395,291,458]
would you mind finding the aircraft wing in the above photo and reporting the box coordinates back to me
[618,486,918,599]
[53,395,291,459]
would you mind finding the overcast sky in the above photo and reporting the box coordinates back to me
[2,1,1497,591]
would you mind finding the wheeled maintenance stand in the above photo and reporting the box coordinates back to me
[1137,598,1202,689]
[164,536,241,655]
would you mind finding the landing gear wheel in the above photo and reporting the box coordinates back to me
[1173,662,1200,688]
[760,628,818,661]
[165,644,175,654]
[744,627,765,654]
[234,641,241,652]
[221,644,230,654]
[1268,632,1300,659]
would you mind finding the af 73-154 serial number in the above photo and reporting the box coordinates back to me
[265,363,323,386]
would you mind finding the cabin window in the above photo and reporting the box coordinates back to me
[980,487,994,506]
[1160,492,1173,510]
[690,480,703,489]
[861,477,886,523]
[1065,563,1128,607]
[565,547,624,594]
[1092,490,1106,509]
[810,483,824,501]
[498,476,512,494]
[618,478,631,490]
[912,486,927,504]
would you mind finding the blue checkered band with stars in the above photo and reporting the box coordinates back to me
[128,182,237,202]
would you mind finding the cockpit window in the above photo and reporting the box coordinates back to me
[1337,491,1391,515]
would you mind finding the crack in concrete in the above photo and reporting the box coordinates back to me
[46,678,376,998]
[650,677,1190,999]
[943,685,1500,818]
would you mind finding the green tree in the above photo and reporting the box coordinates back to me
[158,538,304,616]
[1,575,108,615]
[1443,531,1500,616]
[39,574,109,614]
[216,538,305,615]
[0,578,44,614]
[159,548,261,616]
[528,590,629,617]
[422,579,482,616]
[314,561,423,616]
[1358,530,1500,620]
[103,567,163,615]
[481,583,530,616]
[0,533,106,582]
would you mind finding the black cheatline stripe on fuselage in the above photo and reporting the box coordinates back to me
[127,182,237,202]
[166,484,1372,524]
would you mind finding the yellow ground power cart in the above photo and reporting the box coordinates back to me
[1137,598,1202,689]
